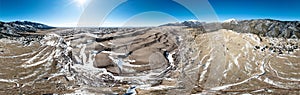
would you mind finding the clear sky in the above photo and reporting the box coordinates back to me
[1,0,300,27]
[0,0,85,27]
[209,0,300,21]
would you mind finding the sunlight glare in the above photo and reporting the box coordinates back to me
[74,0,87,7]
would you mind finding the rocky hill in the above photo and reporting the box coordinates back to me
[222,19,300,38]
[0,21,54,37]
[161,21,203,28]
[162,19,300,38]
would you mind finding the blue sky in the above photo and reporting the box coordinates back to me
[102,0,198,27]
[107,0,196,20]
[209,0,300,21]
[0,0,84,26]
[1,0,300,27]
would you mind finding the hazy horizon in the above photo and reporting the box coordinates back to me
[1,0,300,27]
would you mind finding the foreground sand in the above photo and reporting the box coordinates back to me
[0,27,299,94]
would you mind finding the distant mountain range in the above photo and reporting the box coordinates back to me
[162,19,300,38]
[0,21,54,36]
[1,19,300,38]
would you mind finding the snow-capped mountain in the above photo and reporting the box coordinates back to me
[160,20,203,28]
[162,19,300,38]
[223,18,238,24]
[0,21,54,36]
[223,18,237,23]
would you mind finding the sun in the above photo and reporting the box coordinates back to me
[74,0,87,7]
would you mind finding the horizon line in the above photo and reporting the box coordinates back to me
[1,18,299,27]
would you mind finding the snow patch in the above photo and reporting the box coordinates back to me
[223,18,238,24]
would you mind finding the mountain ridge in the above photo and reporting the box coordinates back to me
[0,21,54,37]
[2,19,300,38]
[162,19,300,38]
